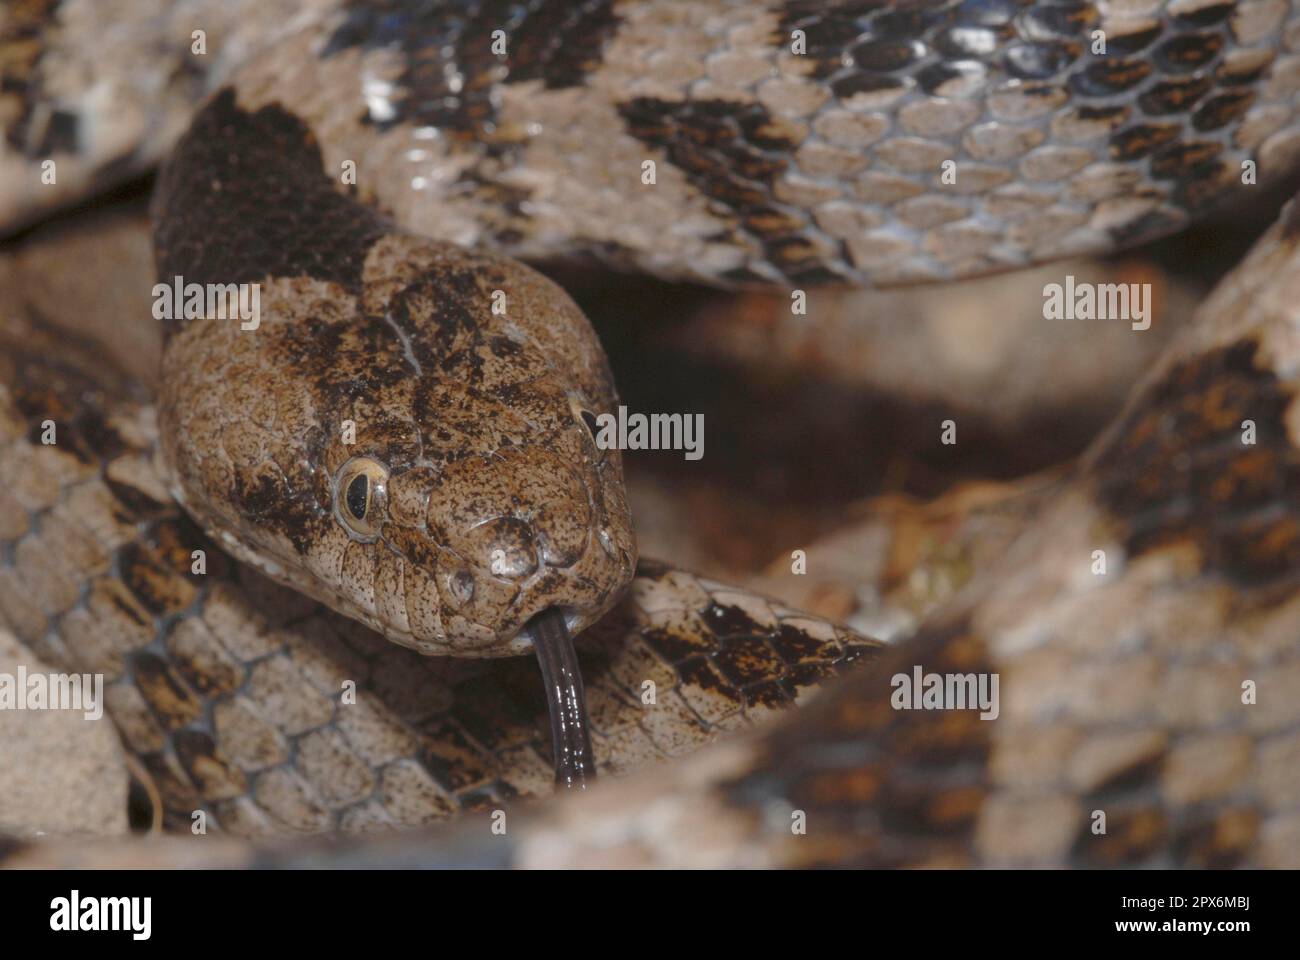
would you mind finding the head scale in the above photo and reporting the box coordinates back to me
[159,236,636,656]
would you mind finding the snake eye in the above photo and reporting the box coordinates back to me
[333,456,389,540]
[568,394,606,460]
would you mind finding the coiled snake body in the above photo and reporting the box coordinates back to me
[3,0,1300,866]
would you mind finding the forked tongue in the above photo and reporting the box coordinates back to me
[525,608,596,789]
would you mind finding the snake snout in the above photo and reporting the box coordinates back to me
[422,443,635,654]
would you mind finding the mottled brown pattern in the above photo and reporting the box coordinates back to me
[156,238,638,656]
[323,0,623,134]
[10,1,1300,285]
[0,0,69,156]
[719,615,994,867]
[617,96,846,284]
[0,299,874,835]
[6,0,1300,870]
[1093,339,1300,589]
[153,86,637,656]
[319,0,622,236]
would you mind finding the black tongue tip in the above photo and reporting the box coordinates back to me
[526,608,597,789]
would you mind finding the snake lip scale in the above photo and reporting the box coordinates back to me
[1,0,1300,869]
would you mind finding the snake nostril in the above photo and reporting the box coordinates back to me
[485,517,539,578]
[447,569,475,606]
[452,516,539,580]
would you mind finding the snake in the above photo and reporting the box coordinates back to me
[2,0,1300,867]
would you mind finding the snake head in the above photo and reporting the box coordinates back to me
[158,237,637,656]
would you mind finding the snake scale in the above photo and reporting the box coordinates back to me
[2,0,1300,867]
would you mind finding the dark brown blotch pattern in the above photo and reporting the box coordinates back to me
[0,0,68,156]
[323,0,622,134]
[617,96,847,283]
[724,615,992,867]
[1093,339,1300,589]
[153,89,389,310]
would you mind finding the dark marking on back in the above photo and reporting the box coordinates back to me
[778,0,957,81]
[105,478,169,519]
[1154,30,1224,73]
[154,513,234,579]
[618,97,844,282]
[104,583,152,629]
[703,602,765,639]
[1073,808,1170,866]
[1093,339,1300,590]
[744,678,792,709]
[1171,809,1259,868]
[3,339,129,464]
[1191,89,1255,131]
[768,0,1260,259]
[1149,139,1222,180]
[771,622,830,664]
[119,538,196,618]
[1139,75,1214,115]
[722,614,991,867]
[713,635,786,687]
[132,652,205,729]
[152,89,389,313]
[0,0,65,156]
[137,753,204,831]
[1107,24,1160,55]
[642,624,714,664]
[1174,2,1234,27]
[172,728,248,798]
[323,0,622,134]
[321,0,621,241]
[1064,729,1171,865]
[1109,122,1182,161]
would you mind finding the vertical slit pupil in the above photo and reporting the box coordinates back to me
[346,473,369,519]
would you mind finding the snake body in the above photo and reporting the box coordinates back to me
[3,0,1300,865]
